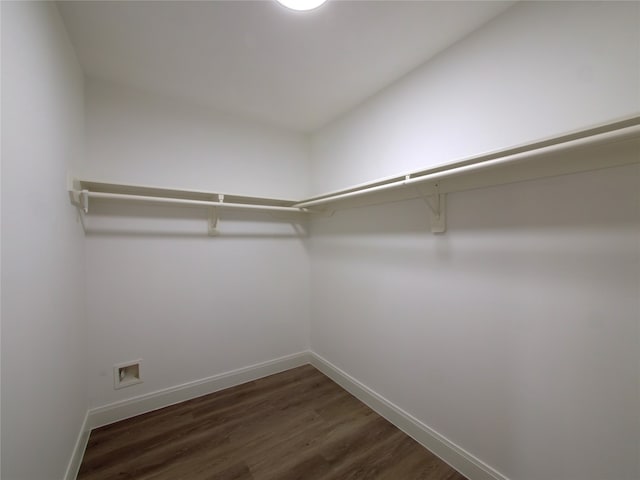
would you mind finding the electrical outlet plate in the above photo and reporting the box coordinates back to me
[113,359,143,389]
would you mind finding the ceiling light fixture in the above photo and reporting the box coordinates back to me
[276,0,328,12]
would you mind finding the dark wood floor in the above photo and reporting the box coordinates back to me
[78,364,467,480]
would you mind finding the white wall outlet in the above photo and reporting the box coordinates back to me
[113,359,143,390]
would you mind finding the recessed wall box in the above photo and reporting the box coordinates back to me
[114,360,143,389]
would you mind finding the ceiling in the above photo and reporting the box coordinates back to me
[57,1,514,132]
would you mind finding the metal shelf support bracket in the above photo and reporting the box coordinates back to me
[82,189,89,214]
[208,208,219,236]
[421,184,446,234]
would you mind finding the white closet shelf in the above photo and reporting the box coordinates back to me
[69,115,640,234]
[296,115,640,208]
[69,180,306,213]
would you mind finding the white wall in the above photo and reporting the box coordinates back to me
[84,79,310,199]
[83,80,311,409]
[309,2,640,480]
[311,1,640,195]
[1,2,87,479]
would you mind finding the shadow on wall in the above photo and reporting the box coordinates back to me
[309,164,640,236]
[76,200,309,238]
[308,164,640,277]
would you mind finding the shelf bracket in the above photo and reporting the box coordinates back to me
[81,189,89,214]
[68,175,82,204]
[205,194,223,236]
[208,208,219,236]
[420,184,446,234]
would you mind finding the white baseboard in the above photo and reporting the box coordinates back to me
[64,410,90,480]
[309,352,508,480]
[87,351,311,429]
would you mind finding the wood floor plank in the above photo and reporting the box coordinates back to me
[78,365,467,480]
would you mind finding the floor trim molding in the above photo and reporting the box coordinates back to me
[64,410,90,480]
[87,351,311,430]
[309,352,508,480]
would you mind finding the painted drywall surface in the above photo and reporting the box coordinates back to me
[83,78,311,199]
[310,165,640,480]
[1,2,87,479]
[84,82,310,409]
[310,1,640,195]
[309,2,639,479]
